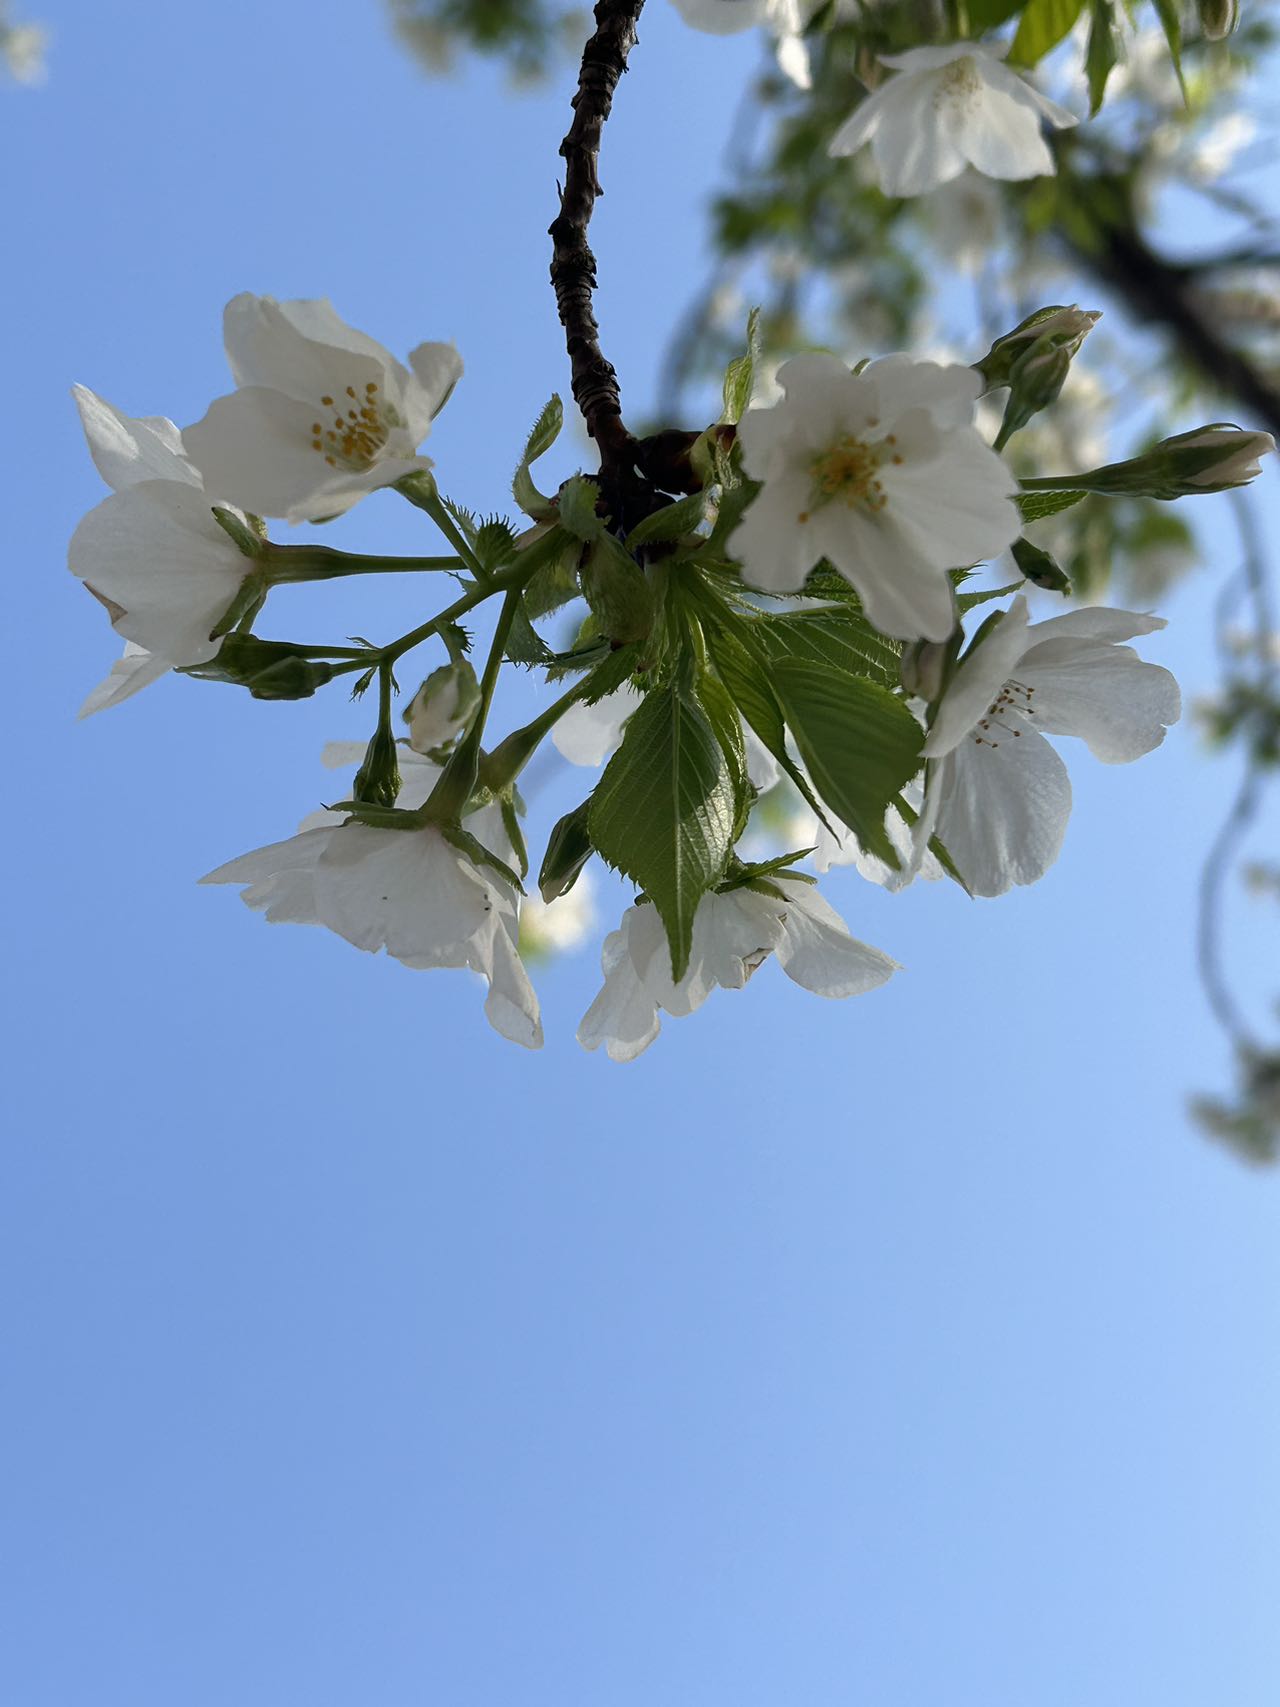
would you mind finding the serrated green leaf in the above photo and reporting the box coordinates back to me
[626,487,714,551]
[588,682,736,980]
[557,474,605,541]
[581,642,644,705]
[513,395,562,519]
[1010,0,1086,64]
[505,603,556,667]
[757,609,902,688]
[769,660,924,868]
[1017,487,1087,522]
[956,580,1022,613]
[720,306,762,426]
[698,668,752,840]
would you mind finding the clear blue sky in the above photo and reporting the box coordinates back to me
[3,3,1278,1703]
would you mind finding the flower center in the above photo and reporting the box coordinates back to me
[971,679,1036,748]
[309,382,405,471]
[937,56,983,108]
[800,432,902,523]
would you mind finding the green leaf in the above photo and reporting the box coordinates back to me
[1017,487,1087,523]
[557,473,605,541]
[626,487,714,551]
[956,580,1023,612]
[698,668,752,840]
[512,395,562,519]
[581,641,644,705]
[588,681,736,980]
[1149,0,1188,101]
[1010,0,1086,65]
[720,306,762,426]
[522,531,583,621]
[504,602,556,667]
[757,609,902,689]
[1084,0,1120,112]
[967,0,1027,26]
[769,660,924,868]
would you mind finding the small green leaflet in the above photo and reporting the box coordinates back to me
[512,395,562,519]
[588,681,736,980]
[1017,487,1087,523]
[626,487,713,552]
[1009,0,1085,64]
[1149,0,1187,101]
[557,473,605,541]
[768,660,924,868]
[720,306,762,427]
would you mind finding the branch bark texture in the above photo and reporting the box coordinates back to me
[549,0,646,473]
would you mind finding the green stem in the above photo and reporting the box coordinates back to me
[423,586,524,821]
[482,677,591,792]
[264,543,464,583]
[395,474,487,579]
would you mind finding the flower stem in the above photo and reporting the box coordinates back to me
[264,544,464,582]
[482,677,591,792]
[395,474,488,579]
[422,585,525,821]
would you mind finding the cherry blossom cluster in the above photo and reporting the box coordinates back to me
[69,288,1274,1058]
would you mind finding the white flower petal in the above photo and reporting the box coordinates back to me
[552,685,643,767]
[1019,637,1181,763]
[772,879,899,995]
[956,90,1055,181]
[73,387,198,492]
[578,919,663,1061]
[222,294,394,395]
[200,827,333,924]
[933,727,1071,896]
[406,341,463,432]
[874,86,969,196]
[482,914,545,1049]
[925,596,1032,757]
[77,643,171,719]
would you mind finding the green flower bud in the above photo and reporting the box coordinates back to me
[975,305,1101,392]
[538,798,594,902]
[353,725,402,810]
[1198,0,1238,37]
[405,659,481,756]
[181,634,336,699]
[1070,425,1276,498]
[1011,536,1072,594]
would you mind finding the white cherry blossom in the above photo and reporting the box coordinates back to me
[201,744,541,1048]
[183,295,462,523]
[78,642,172,719]
[669,0,821,88]
[912,596,1181,897]
[732,352,1020,640]
[578,877,897,1062]
[68,386,253,674]
[828,43,1077,197]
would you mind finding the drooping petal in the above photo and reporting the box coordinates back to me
[405,342,463,436]
[775,31,811,89]
[879,42,1000,72]
[813,505,957,642]
[481,914,545,1050]
[828,84,892,154]
[1023,606,1167,647]
[669,0,770,34]
[772,879,899,996]
[955,87,1055,181]
[873,79,970,195]
[932,727,1071,896]
[200,827,334,924]
[552,685,643,767]
[978,56,1078,130]
[925,596,1032,757]
[77,643,171,718]
[73,387,199,492]
[313,824,490,959]
[578,918,663,1061]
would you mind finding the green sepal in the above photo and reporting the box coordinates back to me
[326,800,426,830]
[1012,537,1072,594]
[180,633,339,700]
[353,725,402,809]
[441,823,525,894]
[211,506,266,560]
[209,571,269,640]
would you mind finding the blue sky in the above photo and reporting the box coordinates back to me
[3,3,1278,1703]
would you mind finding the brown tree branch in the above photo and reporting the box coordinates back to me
[549,0,646,483]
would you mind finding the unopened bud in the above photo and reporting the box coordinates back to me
[1011,536,1072,594]
[1198,0,1238,36]
[181,634,336,700]
[353,724,402,810]
[900,638,952,702]
[1158,425,1275,491]
[406,659,481,755]
[538,799,594,903]
[975,305,1101,392]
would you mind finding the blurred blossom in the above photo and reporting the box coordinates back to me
[520,870,597,960]
[920,170,1005,273]
[1,9,46,82]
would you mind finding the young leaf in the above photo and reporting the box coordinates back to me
[557,474,605,541]
[769,661,924,868]
[720,306,762,426]
[1084,0,1120,112]
[1017,487,1087,523]
[1149,0,1188,101]
[626,488,713,552]
[588,681,736,980]
[697,668,752,840]
[758,609,902,689]
[513,395,562,519]
[1010,0,1086,64]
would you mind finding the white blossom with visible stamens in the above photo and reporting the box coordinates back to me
[829,43,1076,197]
[68,386,253,679]
[183,295,462,523]
[201,744,542,1049]
[909,596,1181,896]
[578,877,897,1062]
[732,352,1020,641]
